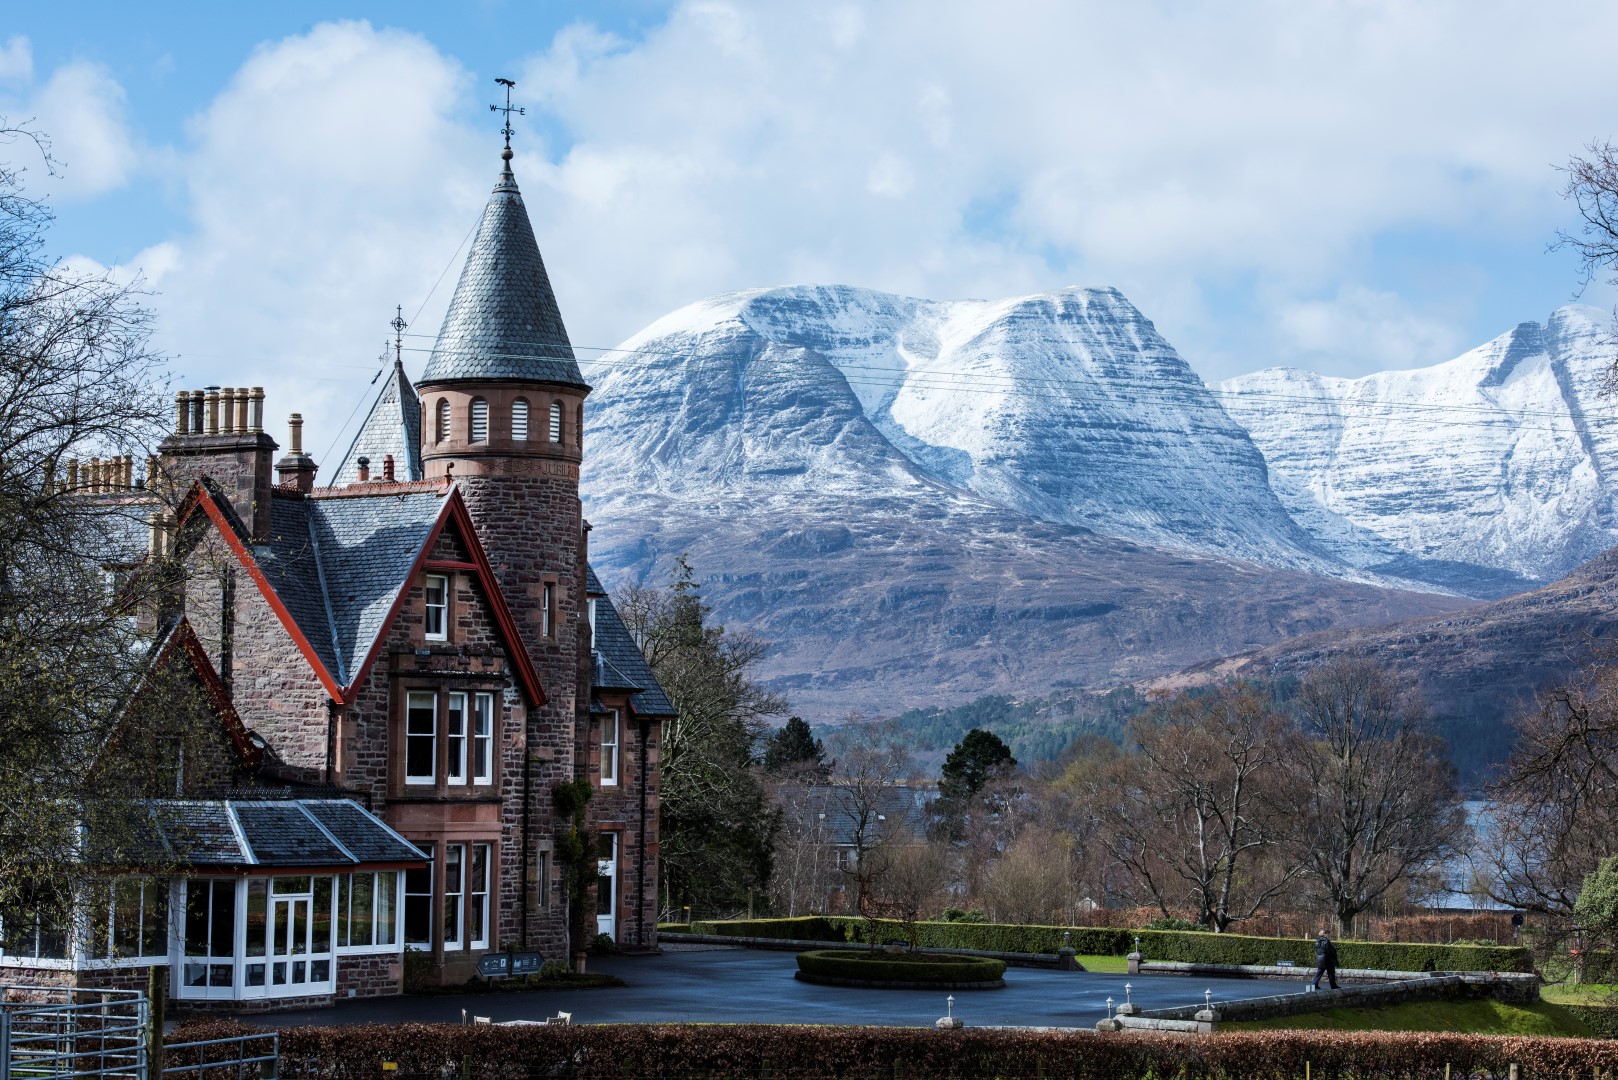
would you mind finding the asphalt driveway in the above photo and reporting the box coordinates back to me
[255,947,1302,1030]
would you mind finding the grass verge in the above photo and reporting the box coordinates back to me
[1221,998,1591,1037]
[1076,954,1129,974]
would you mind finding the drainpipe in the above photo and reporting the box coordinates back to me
[520,731,533,945]
[637,717,650,947]
[324,697,340,786]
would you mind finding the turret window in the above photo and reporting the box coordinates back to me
[511,399,529,442]
[549,401,563,444]
[435,400,451,444]
[470,399,488,443]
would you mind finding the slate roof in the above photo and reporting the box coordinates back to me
[140,799,427,869]
[586,564,675,718]
[330,360,424,486]
[420,152,588,389]
[258,488,446,685]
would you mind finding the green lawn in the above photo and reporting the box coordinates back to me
[1222,998,1591,1037]
[1077,954,1129,974]
[1542,983,1618,1006]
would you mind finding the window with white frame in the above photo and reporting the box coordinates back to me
[511,399,529,442]
[405,692,436,784]
[181,878,237,990]
[586,597,597,640]
[423,574,448,640]
[470,398,489,443]
[600,709,620,787]
[446,692,468,785]
[469,843,491,950]
[337,870,399,949]
[548,401,563,443]
[443,844,465,950]
[89,877,169,960]
[0,882,70,961]
[472,693,495,785]
[404,864,432,948]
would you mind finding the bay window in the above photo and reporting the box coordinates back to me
[443,844,465,950]
[404,865,433,949]
[406,692,436,784]
[399,689,498,791]
[470,843,491,950]
[473,694,495,784]
[446,692,467,784]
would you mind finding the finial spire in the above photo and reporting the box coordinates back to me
[390,305,408,367]
[491,77,524,158]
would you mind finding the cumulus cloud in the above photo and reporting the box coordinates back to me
[0,36,31,82]
[54,4,1618,444]
[0,42,139,199]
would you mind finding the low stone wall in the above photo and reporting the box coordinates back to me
[1097,971,1539,1032]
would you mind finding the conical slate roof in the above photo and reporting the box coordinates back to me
[421,150,588,389]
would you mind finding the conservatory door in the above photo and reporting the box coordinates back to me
[267,876,335,995]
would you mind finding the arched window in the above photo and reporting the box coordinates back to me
[435,399,451,444]
[470,398,488,443]
[511,399,529,442]
[549,401,563,444]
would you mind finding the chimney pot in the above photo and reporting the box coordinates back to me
[383,454,396,481]
[174,392,190,435]
[235,389,249,435]
[356,456,371,483]
[189,390,205,435]
[249,387,265,434]
[66,458,79,490]
[145,455,158,490]
[205,388,221,435]
[220,388,236,433]
[288,413,304,456]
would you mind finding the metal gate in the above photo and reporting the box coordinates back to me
[1,986,277,1080]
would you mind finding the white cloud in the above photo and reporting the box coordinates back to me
[0,36,31,82]
[1275,286,1469,377]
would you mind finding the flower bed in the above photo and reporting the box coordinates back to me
[794,949,1006,988]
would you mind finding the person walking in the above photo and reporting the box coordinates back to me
[1313,930,1340,990]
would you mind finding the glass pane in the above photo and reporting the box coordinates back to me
[375,872,396,946]
[88,883,114,959]
[293,960,306,983]
[185,962,208,988]
[272,961,286,985]
[311,958,330,983]
[404,866,431,946]
[142,880,168,958]
[447,693,466,783]
[273,876,311,896]
[312,877,332,954]
[334,874,348,949]
[352,873,374,947]
[245,963,265,987]
[597,870,613,916]
[474,695,493,781]
[272,900,289,958]
[245,879,267,957]
[209,963,233,988]
[444,845,463,945]
[112,879,143,957]
[291,899,308,956]
[470,845,488,945]
[183,881,210,955]
[209,880,236,958]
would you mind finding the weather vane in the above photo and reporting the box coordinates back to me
[490,77,524,150]
[390,305,408,365]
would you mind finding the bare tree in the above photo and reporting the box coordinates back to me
[1553,141,1618,379]
[1082,683,1301,932]
[1480,662,1618,915]
[765,777,840,917]
[1291,660,1467,937]
[827,720,912,927]
[980,827,1075,925]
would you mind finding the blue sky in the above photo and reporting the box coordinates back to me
[4,2,1615,451]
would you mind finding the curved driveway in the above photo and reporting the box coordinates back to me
[259,946,1303,1030]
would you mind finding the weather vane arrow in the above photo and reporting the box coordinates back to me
[490,77,524,151]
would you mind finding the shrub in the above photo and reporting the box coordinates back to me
[1145,915,1201,931]
[168,1018,1618,1078]
[794,949,1006,985]
[939,907,987,923]
[685,916,1533,972]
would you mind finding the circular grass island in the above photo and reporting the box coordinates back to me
[794,949,1007,989]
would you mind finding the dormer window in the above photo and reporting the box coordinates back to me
[424,574,448,641]
[435,400,451,443]
[549,401,563,444]
[511,399,529,442]
[470,399,488,443]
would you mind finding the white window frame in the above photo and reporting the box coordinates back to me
[600,709,620,787]
[336,870,402,955]
[423,573,448,641]
[405,692,437,785]
[469,843,491,950]
[443,844,465,951]
[403,862,433,951]
[472,693,495,785]
[446,691,468,786]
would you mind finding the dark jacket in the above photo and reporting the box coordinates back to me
[1315,936,1338,966]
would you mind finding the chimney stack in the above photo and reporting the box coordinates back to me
[355,456,371,483]
[382,454,396,482]
[275,412,319,494]
[158,385,280,540]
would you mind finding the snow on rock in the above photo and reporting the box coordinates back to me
[1218,306,1616,592]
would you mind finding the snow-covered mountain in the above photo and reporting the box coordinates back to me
[580,284,1466,711]
[587,284,1337,572]
[1219,306,1617,594]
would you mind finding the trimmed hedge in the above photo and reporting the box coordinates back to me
[795,949,1006,985]
[685,916,1533,973]
[172,1019,1618,1078]
[1565,1004,1618,1039]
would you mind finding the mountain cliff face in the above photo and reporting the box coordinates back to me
[581,284,1466,712]
[1219,306,1616,595]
